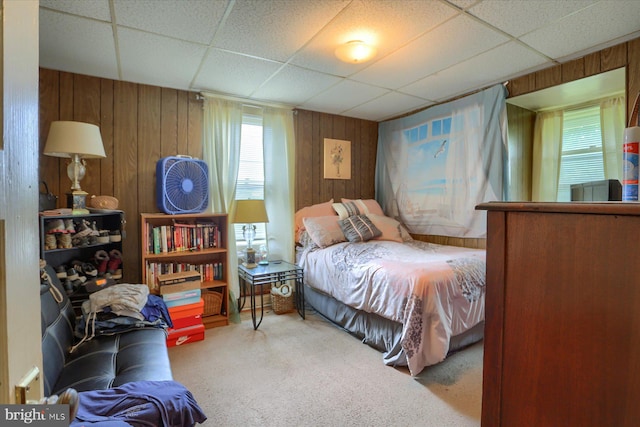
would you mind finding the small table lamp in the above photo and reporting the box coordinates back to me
[44,121,106,214]
[233,199,269,268]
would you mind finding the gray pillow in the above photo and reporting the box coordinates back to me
[338,215,381,242]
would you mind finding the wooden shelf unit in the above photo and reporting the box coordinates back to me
[140,212,229,329]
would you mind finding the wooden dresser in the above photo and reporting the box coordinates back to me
[476,202,640,427]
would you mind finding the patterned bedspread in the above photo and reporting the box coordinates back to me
[298,239,485,375]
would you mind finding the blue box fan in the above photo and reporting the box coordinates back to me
[156,155,209,214]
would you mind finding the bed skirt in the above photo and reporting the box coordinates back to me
[304,283,484,370]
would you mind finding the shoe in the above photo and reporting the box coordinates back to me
[45,234,57,250]
[64,219,76,233]
[97,230,110,244]
[46,219,66,234]
[66,268,79,281]
[74,219,93,238]
[91,221,100,236]
[57,234,72,249]
[63,279,74,294]
[71,235,89,247]
[55,265,67,279]
[107,249,122,276]
[81,263,97,277]
[109,230,122,242]
[94,250,109,276]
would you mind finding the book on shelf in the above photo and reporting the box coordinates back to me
[146,261,224,292]
[146,222,220,255]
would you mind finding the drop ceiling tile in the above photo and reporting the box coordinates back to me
[113,0,226,45]
[401,42,552,102]
[40,0,111,21]
[300,80,389,115]
[344,91,432,122]
[118,28,207,90]
[290,0,458,76]
[39,9,118,80]
[520,1,640,60]
[193,50,283,97]
[351,14,509,90]
[251,65,342,105]
[215,0,349,62]
[468,0,598,38]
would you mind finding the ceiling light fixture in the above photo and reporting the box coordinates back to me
[335,40,377,64]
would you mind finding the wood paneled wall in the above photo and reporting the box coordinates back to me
[294,109,378,212]
[39,69,203,283]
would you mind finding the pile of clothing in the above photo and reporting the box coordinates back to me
[72,283,173,352]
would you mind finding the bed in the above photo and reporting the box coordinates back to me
[295,199,486,376]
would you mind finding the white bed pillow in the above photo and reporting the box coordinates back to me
[303,216,346,248]
[333,198,384,219]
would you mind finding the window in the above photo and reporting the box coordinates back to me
[557,105,604,201]
[235,109,266,245]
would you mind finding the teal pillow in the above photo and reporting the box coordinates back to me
[338,215,381,242]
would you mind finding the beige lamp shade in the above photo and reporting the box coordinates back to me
[44,121,106,158]
[233,199,269,224]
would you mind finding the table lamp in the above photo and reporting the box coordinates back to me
[233,199,269,268]
[44,121,106,214]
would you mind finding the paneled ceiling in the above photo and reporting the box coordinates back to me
[39,0,640,122]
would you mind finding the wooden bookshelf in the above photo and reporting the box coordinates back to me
[141,212,229,329]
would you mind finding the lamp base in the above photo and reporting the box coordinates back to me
[67,190,89,215]
[243,247,257,268]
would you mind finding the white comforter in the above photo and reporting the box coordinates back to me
[298,239,485,375]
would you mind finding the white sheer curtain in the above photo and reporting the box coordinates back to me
[202,96,243,321]
[601,95,625,180]
[263,107,296,263]
[532,111,563,201]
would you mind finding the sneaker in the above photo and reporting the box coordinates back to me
[64,219,76,234]
[81,263,97,277]
[107,249,122,276]
[109,230,122,242]
[46,219,66,234]
[75,219,93,238]
[97,230,110,244]
[45,234,57,250]
[94,250,109,276]
[66,268,79,281]
[55,265,67,279]
[71,235,89,247]
[91,221,100,236]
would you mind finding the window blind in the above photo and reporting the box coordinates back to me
[235,113,266,244]
[557,105,604,201]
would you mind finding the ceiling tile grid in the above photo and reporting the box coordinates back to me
[38,0,640,122]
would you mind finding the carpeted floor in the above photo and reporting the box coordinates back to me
[168,308,483,427]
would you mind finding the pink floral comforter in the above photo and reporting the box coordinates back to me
[298,239,485,375]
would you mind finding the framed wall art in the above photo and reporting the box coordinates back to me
[323,138,351,179]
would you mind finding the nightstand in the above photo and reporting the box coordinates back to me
[238,260,305,330]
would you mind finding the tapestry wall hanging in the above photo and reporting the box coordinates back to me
[375,84,508,238]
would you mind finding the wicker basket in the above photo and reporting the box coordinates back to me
[202,290,223,316]
[271,285,294,314]
[89,195,119,210]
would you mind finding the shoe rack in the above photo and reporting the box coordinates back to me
[39,210,125,295]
